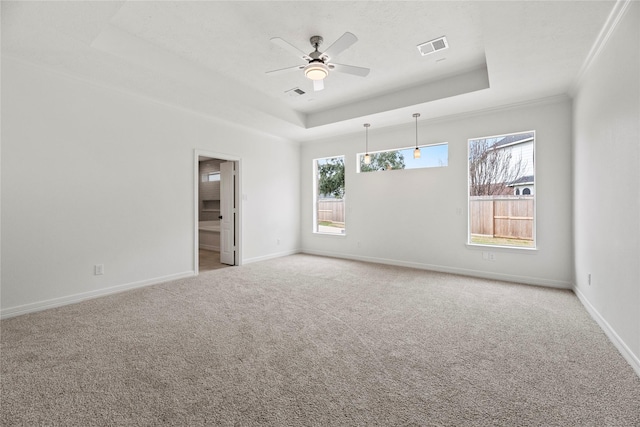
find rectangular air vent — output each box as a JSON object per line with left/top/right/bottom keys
{"left": 417, "top": 36, "right": 449, "bottom": 56}
{"left": 285, "top": 87, "right": 306, "bottom": 97}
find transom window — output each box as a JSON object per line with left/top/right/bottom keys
{"left": 202, "top": 172, "right": 220, "bottom": 182}
{"left": 357, "top": 143, "right": 448, "bottom": 173}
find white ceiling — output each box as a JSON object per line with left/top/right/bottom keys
{"left": 1, "top": 1, "right": 614, "bottom": 142}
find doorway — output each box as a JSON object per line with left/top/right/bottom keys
{"left": 195, "top": 151, "right": 241, "bottom": 274}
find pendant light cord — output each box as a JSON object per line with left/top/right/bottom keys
{"left": 413, "top": 113, "right": 420, "bottom": 148}
{"left": 364, "top": 123, "right": 370, "bottom": 153}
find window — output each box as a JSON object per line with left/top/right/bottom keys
{"left": 202, "top": 172, "right": 220, "bottom": 182}
{"left": 313, "top": 156, "right": 345, "bottom": 235}
{"left": 357, "top": 143, "right": 448, "bottom": 172}
{"left": 468, "top": 131, "right": 535, "bottom": 248}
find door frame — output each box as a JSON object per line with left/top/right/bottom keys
{"left": 194, "top": 149, "right": 242, "bottom": 274}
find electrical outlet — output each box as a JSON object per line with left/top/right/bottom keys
{"left": 276, "top": 238, "right": 280, "bottom": 245}
{"left": 482, "top": 252, "right": 496, "bottom": 261}
{"left": 94, "top": 264, "right": 104, "bottom": 275}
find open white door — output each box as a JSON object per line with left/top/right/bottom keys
{"left": 220, "top": 161, "right": 235, "bottom": 265}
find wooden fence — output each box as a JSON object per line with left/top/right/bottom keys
{"left": 470, "top": 196, "right": 534, "bottom": 240}
{"left": 317, "top": 199, "right": 345, "bottom": 223}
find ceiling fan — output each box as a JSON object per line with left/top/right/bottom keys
{"left": 266, "top": 32, "right": 370, "bottom": 92}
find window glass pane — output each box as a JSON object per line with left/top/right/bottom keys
{"left": 314, "top": 156, "right": 345, "bottom": 235}
{"left": 468, "top": 131, "right": 535, "bottom": 248}
{"left": 358, "top": 143, "right": 448, "bottom": 172}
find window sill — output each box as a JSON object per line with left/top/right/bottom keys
{"left": 466, "top": 242, "right": 538, "bottom": 253}
{"left": 313, "top": 231, "right": 347, "bottom": 237}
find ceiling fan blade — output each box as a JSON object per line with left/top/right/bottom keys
{"left": 329, "top": 63, "right": 370, "bottom": 77}
{"left": 265, "top": 64, "right": 306, "bottom": 75}
{"left": 270, "top": 37, "right": 311, "bottom": 61}
{"left": 322, "top": 32, "right": 358, "bottom": 60}
{"left": 313, "top": 79, "right": 325, "bottom": 91}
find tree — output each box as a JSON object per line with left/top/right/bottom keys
{"left": 317, "top": 157, "right": 345, "bottom": 198}
{"left": 360, "top": 151, "right": 406, "bottom": 172}
{"left": 469, "top": 138, "right": 525, "bottom": 196}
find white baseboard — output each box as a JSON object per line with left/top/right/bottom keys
{"left": 199, "top": 244, "right": 220, "bottom": 251}
{"left": 0, "top": 271, "right": 196, "bottom": 320}
{"left": 573, "top": 286, "right": 640, "bottom": 378}
{"left": 301, "top": 249, "right": 572, "bottom": 289}
{"left": 243, "top": 249, "right": 301, "bottom": 265}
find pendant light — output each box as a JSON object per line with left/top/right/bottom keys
{"left": 363, "top": 123, "right": 371, "bottom": 165}
{"left": 413, "top": 113, "right": 421, "bottom": 159}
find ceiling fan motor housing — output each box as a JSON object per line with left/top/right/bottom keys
{"left": 310, "top": 35, "right": 323, "bottom": 48}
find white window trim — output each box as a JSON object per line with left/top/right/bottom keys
{"left": 313, "top": 155, "right": 346, "bottom": 236}
{"left": 356, "top": 142, "right": 448, "bottom": 173}
{"left": 467, "top": 130, "right": 537, "bottom": 250}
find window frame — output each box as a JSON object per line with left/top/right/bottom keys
{"left": 356, "top": 142, "right": 448, "bottom": 173}
{"left": 467, "top": 130, "right": 536, "bottom": 250}
{"left": 312, "top": 155, "right": 346, "bottom": 236}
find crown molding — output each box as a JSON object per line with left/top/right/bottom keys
{"left": 570, "top": 0, "right": 632, "bottom": 96}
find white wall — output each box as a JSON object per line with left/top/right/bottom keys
{"left": 572, "top": 1, "right": 639, "bottom": 373}
{"left": 301, "top": 97, "right": 573, "bottom": 288}
{"left": 1, "top": 57, "right": 300, "bottom": 316}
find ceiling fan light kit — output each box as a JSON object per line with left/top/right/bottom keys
{"left": 304, "top": 62, "right": 329, "bottom": 80}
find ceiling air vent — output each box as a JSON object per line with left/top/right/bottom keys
{"left": 417, "top": 36, "right": 449, "bottom": 56}
{"left": 285, "top": 87, "right": 306, "bottom": 97}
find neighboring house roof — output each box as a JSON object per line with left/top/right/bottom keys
{"left": 493, "top": 132, "right": 535, "bottom": 148}
{"left": 509, "top": 175, "right": 535, "bottom": 186}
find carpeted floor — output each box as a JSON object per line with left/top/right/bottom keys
{"left": 1, "top": 254, "right": 639, "bottom": 426}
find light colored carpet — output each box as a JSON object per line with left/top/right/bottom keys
{"left": 2, "top": 254, "right": 639, "bottom": 426}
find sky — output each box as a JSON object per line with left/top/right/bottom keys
{"left": 402, "top": 143, "right": 448, "bottom": 169}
